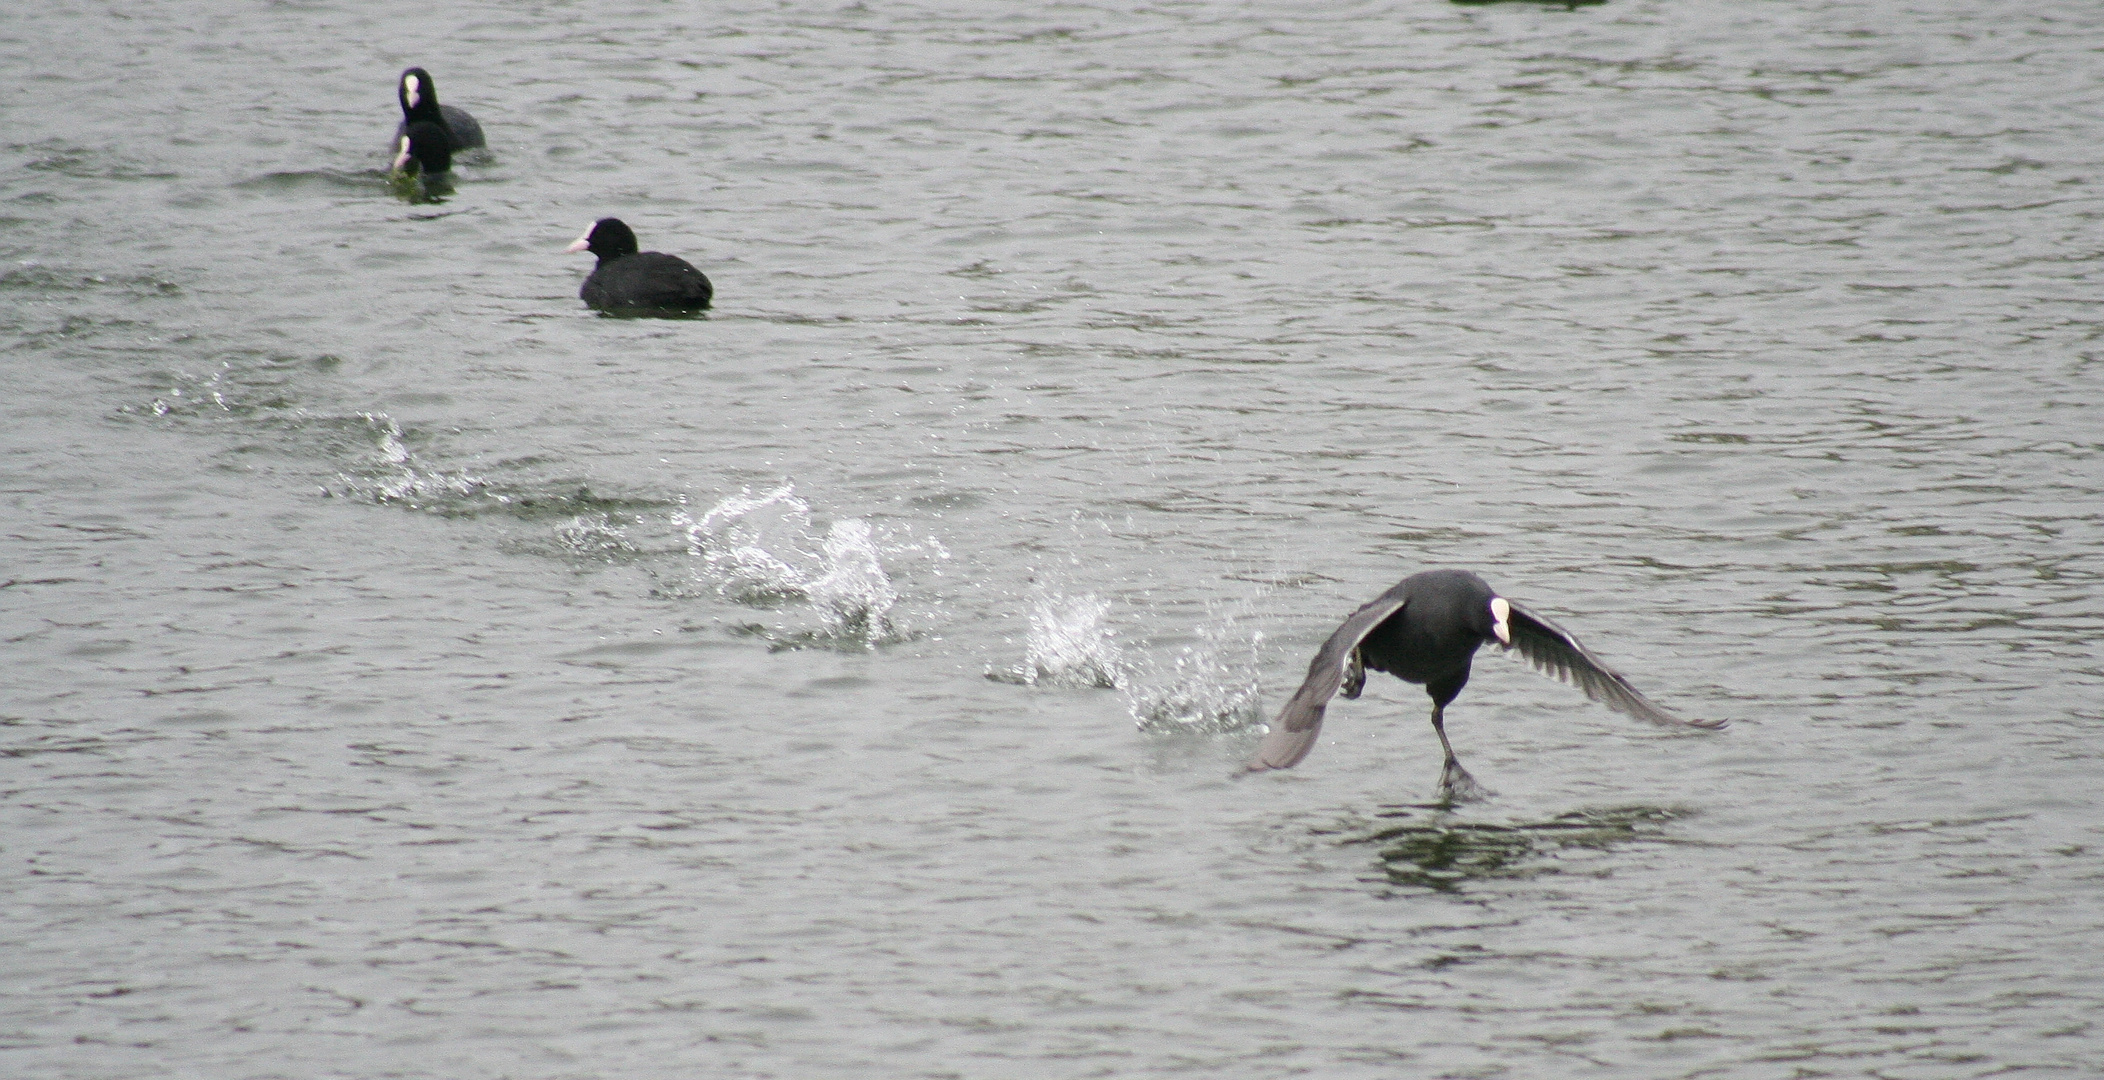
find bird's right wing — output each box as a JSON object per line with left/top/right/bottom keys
{"left": 1245, "top": 594, "right": 1410, "bottom": 771}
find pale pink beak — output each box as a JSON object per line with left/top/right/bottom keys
{"left": 565, "top": 229, "right": 592, "bottom": 254}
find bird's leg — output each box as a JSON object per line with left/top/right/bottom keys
{"left": 1429, "top": 703, "right": 1489, "bottom": 804}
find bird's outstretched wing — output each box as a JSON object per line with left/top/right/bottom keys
{"left": 1503, "top": 599, "right": 1725, "bottom": 729}
{"left": 1245, "top": 594, "right": 1410, "bottom": 771}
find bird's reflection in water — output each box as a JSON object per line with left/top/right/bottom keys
{"left": 387, "top": 168, "right": 452, "bottom": 205}
{"left": 1333, "top": 805, "right": 1692, "bottom": 893}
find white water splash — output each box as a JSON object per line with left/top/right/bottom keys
{"left": 336, "top": 413, "right": 485, "bottom": 506}
{"left": 553, "top": 513, "right": 639, "bottom": 561}
{"left": 684, "top": 483, "right": 814, "bottom": 605}
{"left": 677, "top": 484, "right": 903, "bottom": 647}
{"left": 805, "top": 518, "right": 900, "bottom": 640}
{"left": 1122, "top": 612, "right": 1267, "bottom": 735}
{"left": 989, "top": 592, "right": 1124, "bottom": 689}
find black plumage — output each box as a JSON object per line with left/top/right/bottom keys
{"left": 1246, "top": 569, "right": 1723, "bottom": 801}
{"left": 566, "top": 218, "right": 713, "bottom": 314}
{"left": 393, "top": 67, "right": 485, "bottom": 153}
{"left": 391, "top": 120, "right": 453, "bottom": 178}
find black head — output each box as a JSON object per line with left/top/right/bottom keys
{"left": 392, "top": 120, "right": 453, "bottom": 177}
{"left": 566, "top": 217, "right": 640, "bottom": 259}
{"left": 398, "top": 67, "right": 442, "bottom": 123}
{"left": 1405, "top": 568, "right": 1505, "bottom": 644}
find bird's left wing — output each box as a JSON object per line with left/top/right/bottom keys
{"left": 1503, "top": 599, "right": 1725, "bottom": 729}
{"left": 1245, "top": 593, "right": 1411, "bottom": 771}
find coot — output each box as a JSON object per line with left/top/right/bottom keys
{"left": 1245, "top": 569, "right": 1724, "bottom": 801}
{"left": 566, "top": 218, "right": 713, "bottom": 314}
{"left": 391, "top": 120, "right": 453, "bottom": 178}
{"left": 394, "top": 67, "right": 485, "bottom": 153}
{"left": 388, "top": 120, "right": 454, "bottom": 201}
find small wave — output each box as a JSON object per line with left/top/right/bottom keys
{"left": 497, "top": 512, "right": 660, "bottom": 564}
{"left": 314, "top": 415, "right": 665, "bottom": 522}
{"left": 124, "top": 360, "right": 312, "bottom": 426}
{"left": 117, "top": 354, "right": 344, "bottom": 429}
{"left": 147, "top": 379, "right": 240, "bottom": 420}
{"left": 231, "top": 169, "right": 386, "bottom": 194}
{"left": 678, "top": 484, "right": 907, "bottom": 650}
{"left": 2, "top": 263, "right": 183, "bottom": 296}
{"left": 986, "top": 592, "right": 1123, "bottom": 689}
{"left": 19, "top": 140, "right": 177, "bottom": 181}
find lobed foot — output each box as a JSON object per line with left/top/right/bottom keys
{"left": 1436, "top": 759, "right": 1493, "bottom": 805}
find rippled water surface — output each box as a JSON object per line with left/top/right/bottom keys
{"left": 5, "top": 1, "right": 2101, "bottom": 1076}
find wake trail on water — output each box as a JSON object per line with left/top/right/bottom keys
{"left": 134, "top": 350, "right": 1266, "bottom": 731}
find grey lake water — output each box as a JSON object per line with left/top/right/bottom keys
{"left": 4, "top": 1, "right": 2101, "bottom": 1077}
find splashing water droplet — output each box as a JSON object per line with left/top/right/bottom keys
{"left": 678, "top": 484, "right": 905, "bottom": 649}
{"left": 1123, "top": 613, "right": 1266, "bottom": 734}
{"left": 335, "top": 413, "right": 486, "bottom": 507}
{"left": 989, "top": 592, "right": 1123, "bottom": 688}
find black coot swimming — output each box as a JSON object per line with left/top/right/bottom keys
{"left": 1246, "top": 569, "right": 1724, "bottom": 802}
{"left": 394, "top": 67, "right": 485, "bottom": 153}
{"left": 566, "top": 218, "right": 713, "bottom": 314}
{"left": 391, "top": 120, "right": 453, "bottom": 178}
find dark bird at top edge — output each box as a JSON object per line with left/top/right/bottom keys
{"left": 566, "top": 218, "right": 713, "bottom": 315}
{"left": 1245, "top": 568, "right": 1725, "bottom": 802}
{"left": 394, "top": 66, "right": 485, "bottom": 153}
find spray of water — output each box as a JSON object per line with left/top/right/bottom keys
{"left": 334, "top": 413, "right": 487, "bottom": 507}
{"left": 804, "top": 518, "right": 900, "bottom": 640}
{"left": 553, "top": 513, "right": 641, "bottom": 561}
{"left": 982, "top": 581, "right": 1270, "bottom": 737}
{"left": 987, "top": 592, "right": 1124, "bottom": 688}
{"left": 676, "top": 484, "right": 905, "bottom": 649}
{"left": 1121, "top": 607, "right": 1268, "bottom": 735}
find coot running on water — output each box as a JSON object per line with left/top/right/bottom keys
{"left": 1245, "top": 569, "right": 1724, "bottom": 802}
{"left": 566, "top": 218, "right": 713, "bottom": 315}
{"left": 394, "top": 67, "right": 485, "bottom": 153}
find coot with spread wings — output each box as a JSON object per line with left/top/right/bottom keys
{"left": 1245, "top": 569, "right": 1724, "bottom": 801}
